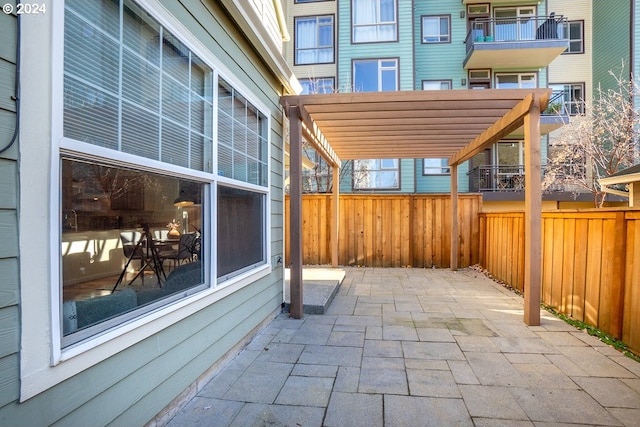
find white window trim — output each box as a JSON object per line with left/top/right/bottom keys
{"left": 352, "top": 0, "right": 398, "bottom": 43}
{"left": 564, "top": 20, "right": 584, "bottom": 54}
{"left": 20, "top": 0, "right": 273, "bottom": 401}
{"left": 494, "top": 72, "right": 537, "bottom": 89}
{"left": 353, "top": 158, "right": 400, "bottom": 190}
{"left": 423, "top": 158, "right": 451, "bottom": 175}
{"left": 294, "top": 15, "right": 334, "bottom": 65}
{"left": 421, "top": 15, "right": 450, "bottom": 43}
{"left": 422, "top": 80, "right": 452, "bottom": 90}
{"left": 353, "top": 59, "right": 398, "bottom": 92}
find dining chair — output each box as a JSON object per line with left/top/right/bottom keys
{"left": 158, "top": 232, "right": 198, "bottom": 269}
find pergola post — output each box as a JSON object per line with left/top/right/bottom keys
{"left": 523, "top": 98, "right": 542, "bottom": 326}
{"left": 331, "top": 166, "right": 340, "bottom": 267}
{"left": 450, "top": 163, "right": 459, "bottom": 271}
{"left": 288, "top": 106, "right": 303, "bottom": 319}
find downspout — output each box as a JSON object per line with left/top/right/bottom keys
{"left": 273, "top": 0, "right": 290, "bottom": 42}
{"left": 0, "top": 13, "right": 20, "bottom": 154}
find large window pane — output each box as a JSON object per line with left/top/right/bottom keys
{"left": 61, "top": 159, "right": 205, "bottom": 346}
{"left": 353, "top": 159, "right": 400, "bottom": 189}
{"left": 422, "top": 16, "right": 450, "bottom": 43}
{"left": 63, "top": 0, "right": 212, "bottom": 172}
{"left": 353, "top": 0, "right": 397, "bottom": 42}
{"left": 217, "top": 186, "right": 265, "bottom": 280}
{"left": 295, "top": 16, "right": 334, "bottom": 64}
{"left": 354, "top": 59, "right": 397, "bottom": 93}
{"left": 299, "top": 77, "right": 335, "bottom": 94}
{"left": 217, "top": 78, "right": 269, "bottom": 187}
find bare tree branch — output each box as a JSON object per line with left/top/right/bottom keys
{"left": 544, "top": 61, "right": 640, "bottom": 207}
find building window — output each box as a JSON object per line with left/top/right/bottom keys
{"left": 495, "top": 73, "right": 537, "bottom": 89}
{"left": 493, "top": 6, "right": 536, "bottom": 41}
{"left": 353, "top": 159, "right": 400, "bottom": 190}
{"left": 352, "top": 0, "right": 397, "bottom": 43}
{"left": 299, "top": 77, "right": 335, "bottom": 94}
{"left": 422, "top": 80, "right": 451, "bottom": 90}
{"left": 217, "top": 78, "right": 269, "bottom": 187}
{"left": 353, "top": 59, "right": 398, "bottom": 92}
{"left": 423, "top": 159, "right": 450, "bottom": 175}
{"left": 216, "top": 78, "right": 269, "bottom": 281}
{"left": 295, "top": 15, "right": 334, "bottom": 65}
{"left": 64, "top": 0, "right": 213, "bottom": 171}
{"left": 60, "top": 0, "right": 269, "bottom": 347}
{"left": 421, "top": 15, "right": 450, "bottom": 43}
{"left": 564, "top": 21, "right": 584, "bottom": 54}
{"left": 550, "top": 83, "right": 585, "bottom": 115}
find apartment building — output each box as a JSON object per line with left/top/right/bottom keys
{"left": 285, "top": 0, "right": 637, "bottom": 207}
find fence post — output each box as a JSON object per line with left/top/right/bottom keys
{"left": 611, "top": 212, "right": 627, "bottom": 338}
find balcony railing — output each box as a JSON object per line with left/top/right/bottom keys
{"left": 468, "top": 165, "right": 525, "bottom": 192}
{"left": 465, "top": 15, "right": 569, "bottom": 56}
{"left": 546, "top": 90, "right": 585, "bottom": 117}
{"left": 468, "top": 164, "right": 585, "bottom": 192}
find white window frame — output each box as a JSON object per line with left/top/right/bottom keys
{"left": 421, "top": 15, "right": 450, "bottom": 43}
{"left": 299, "top": 77, "right": 335, "bottom": 94}
{"left": 352, "top": 159, "right": 400, "bottom": 190}
{"left": 493, "top": 6, "right": 537, "bottom": 41}
{"left": 352, "top": 0, "right": 397, "bottom": 43}
{"left": 422, "top": 80, "right": 452, "bottom": 90}
{"left": 564, "top": 20, "right": 584, "bottom": 54}
{"left": 550, "top": 83, "right": 585, "bottom": 115}
{"left": 20, "top": 0, "right": 272, "bottom": 401}
{"left": 495, "top": 72, "right": 537, "bottom": 89}
{"left": 423, "top": 158, "right": 451, "bottom": 175}
{"left": 294, "top": 15, "right": 334, "bottom": 65}
{"left": 352, "top": 58, "right": 398, "bottom": 92}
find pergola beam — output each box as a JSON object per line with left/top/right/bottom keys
{"left": 448, "top": 94, "right": 534, "bottom": 167}
{"left": 523, "top": 97, "right": 542, "bottom": 326}
{"left": 281, "top": 89, "right": 553, "bottom": 327}
{"left": 287, "top": 105, "right": 303, "bottom": 319}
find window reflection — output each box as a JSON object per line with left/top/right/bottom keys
{"left": 61, "top": 158, "right": 205, "bottom": 343}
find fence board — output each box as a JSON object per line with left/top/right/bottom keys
{"left": 285, "top": 194, "right": 481, "bottom": 269}
{"left": 585, "top": 219, "right": 603, "bottom": 327}
{"left": 572, "top": 219, "right": 589, "bottom": 321}
{"left": 561, "top": 219, "right": 575, "bottom": 314}
{"left": 623, "top": 217, "right": 640, "bottom": 352}
{"left": 480, "top": 209, "right": 640, "bottom": 354}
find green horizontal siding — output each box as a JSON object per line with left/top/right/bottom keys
{"left": 0, "top": 355, "right": 18, "bottom": 409}
{"left": 337, "top": 0, "right": 413, "bottom": 91}
{"left": 0, "top": 307, "right": 17, "bottom": 360}
{"left": 415, "top": 160, "right": 470, "bottom": 193}
{"left": 0, "top": 2, "right": 18, "bottom": 417}
{"left": 592, "top": 0, "right": 630, "bottom": 94}
{"left": 1, "top": 0, "right": 286, "bottom": 424}
{"left": 0, "top": 61, "right": 16, "bottom": 114}
{"left": 0, "top": 10, "right": 16, "bottom": 64}
{"left": 414, "top": 0, "right": 466, "bottom": 89}
{"left": 0, "top": 259, "right": 18, "bottom": 309}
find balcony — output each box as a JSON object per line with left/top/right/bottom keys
{"left": 503, "top": 90, "right": 571, "bottom": 138}
{"left": 468, "top": 163, "right": 586, "bottom": 195}
{"left": 468, "top": 165, "right": 526, "bottom": 192}
{"left": 464, "top": 15, "right": 569, "bottom": 69}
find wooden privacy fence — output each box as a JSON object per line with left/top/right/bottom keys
{"left": 285, "top": 194, "right": 482, "bottom": 268}
{"left": 480, "top": 209, "right": 640, "bottom": 354}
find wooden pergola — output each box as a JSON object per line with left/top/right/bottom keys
{"left": 281, "top": 89, "right": 551, "bottom": 326}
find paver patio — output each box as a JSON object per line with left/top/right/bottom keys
{"left": 162, "top": 267, "right": 640, "bottom": 426}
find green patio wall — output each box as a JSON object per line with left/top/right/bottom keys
{"left": 0, "top": 0, "right": 19, "bottom": 412}
{"left": 0, "top": 0, "right": 285, "bottom": 425}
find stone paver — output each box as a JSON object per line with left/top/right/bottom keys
{"left": 163, "top": 267, "right": 640, "bottom": 427}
